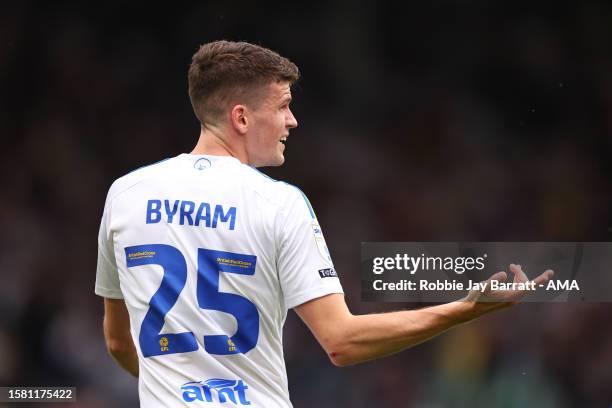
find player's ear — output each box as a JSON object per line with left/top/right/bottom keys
{"left": 230, "top": 104, "right": 248, "bottom": 135}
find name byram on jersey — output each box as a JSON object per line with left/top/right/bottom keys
{"left": 146, "top": 199, "right": 237, "bottom": 230}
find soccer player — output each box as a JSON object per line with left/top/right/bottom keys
{"left": 95, "top": 40, "right": 553, "bottom": 406}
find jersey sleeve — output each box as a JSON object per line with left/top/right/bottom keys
{"left": 276, "top": 187, "right": 343, "bottom": 309}
{"left": 95, "top": 193, "right": 123, "bottom": 299}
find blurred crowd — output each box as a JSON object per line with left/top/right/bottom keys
{"left": 1, "top": 1, "right": 611, "bottom": 406}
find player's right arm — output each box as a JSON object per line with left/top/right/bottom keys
{"left": 95, "top": 181, "right": 139, "bottom": 376}
{"left": 103, "top": 298, "right": 139, "bottom": 377}
{"left": 295, "top": 264, "right": 553, "bottom": 367}
{"left": 275, "top": 187, "right": 552, "bottom": 367}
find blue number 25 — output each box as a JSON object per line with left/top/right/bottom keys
{"left": 124, "top": 245, "right": 259, "bottom": 357}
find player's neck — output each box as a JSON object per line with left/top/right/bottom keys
{"left": 190, "top": 125, "right": 247, "bottom": 163}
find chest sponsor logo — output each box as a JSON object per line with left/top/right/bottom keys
{"left": 181, "top": 378, "right": 251, "bottom": 405}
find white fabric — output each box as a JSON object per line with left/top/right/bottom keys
{"left": 95, "top": 154, "right": 343, "bottom": 407}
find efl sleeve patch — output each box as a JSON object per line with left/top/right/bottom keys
{"left": 312, "top": 222, "right": 332, "bottom": 262}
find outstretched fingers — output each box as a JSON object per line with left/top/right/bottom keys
{"left": 532, "top": 269, "right": 554, "bottom": 286}
{"left": 470, "top": 266, "right": 554, "bottom": 304}
{"left": 509, "top": 263, "right": 554, "bottom": 287}
{"left": 509, "top": 263, "right": 529, "bottom": 283}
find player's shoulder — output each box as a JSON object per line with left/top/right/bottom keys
{"left": 106, "top": 157, "right": 176, "bottom": 203}
{"left": 240, "top": 165, "right": 296, "bottom": 199}
{"left": 240, "top": 166, "right": 316, "bottom": 219}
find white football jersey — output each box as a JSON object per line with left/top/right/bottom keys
{"left": 95, "top": 154, "right": 343, "bottom": 407}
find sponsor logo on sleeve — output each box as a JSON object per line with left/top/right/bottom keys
{"left": 318, "top": 268, "right": 338, "bottom": 278}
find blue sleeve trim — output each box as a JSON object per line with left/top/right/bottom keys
{"left": 246, "top": 165, "right": 278, "bottom": 182}
{"left": 289, "top": 184, "right": 316, "bottom": 219}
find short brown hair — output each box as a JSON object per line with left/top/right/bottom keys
{"left": 188, "top": 40, "right": 300, "bottom": 125}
